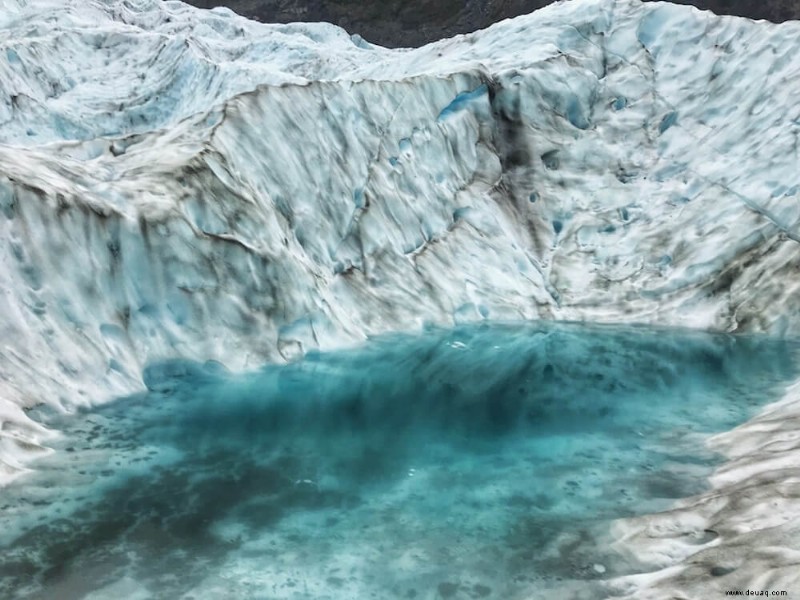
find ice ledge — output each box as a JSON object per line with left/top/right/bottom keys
{"left": 610, "top": 377, "right": 800, "bottom": 598}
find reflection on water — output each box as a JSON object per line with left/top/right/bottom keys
{"left": 2, "top": 322, "right": 799, "bottom": 599}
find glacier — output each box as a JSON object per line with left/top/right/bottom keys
{"left": 1, "top": 0, "right": 800, "bottom": 596}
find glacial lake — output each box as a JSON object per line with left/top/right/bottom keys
{"left": 2, "top": 322, "right": 799, "bottom": 599}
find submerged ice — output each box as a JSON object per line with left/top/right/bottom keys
{"left": 2, "top": 323, "right": 799, "bottom": 599}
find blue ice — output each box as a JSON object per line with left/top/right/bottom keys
{"left": 437, "top": 85, "right": 489, "bottom": 121}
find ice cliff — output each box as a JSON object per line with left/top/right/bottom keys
{"left": 1, "top": 0, "right": 800, "bottom": 517}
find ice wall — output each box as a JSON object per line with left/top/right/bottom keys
{"left": 1, "top": 0, "right": 799, "bottom": 481}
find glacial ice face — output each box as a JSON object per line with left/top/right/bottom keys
{"left": 1, "top": 0, "right": 800, "bottom": 479}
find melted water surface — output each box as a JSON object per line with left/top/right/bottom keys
{"left": 2, "top": 322, "right": 799, "bottom": 599}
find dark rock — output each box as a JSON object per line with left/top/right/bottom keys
{"left": 437, "top": 581, "right": 460, "bottom": 598}
{"left": 181, "top": 1, "right": 800, "bottom": 48}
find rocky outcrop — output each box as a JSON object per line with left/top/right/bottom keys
{"left": 184, "top": 0, "right": 800, "bottom": 47}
